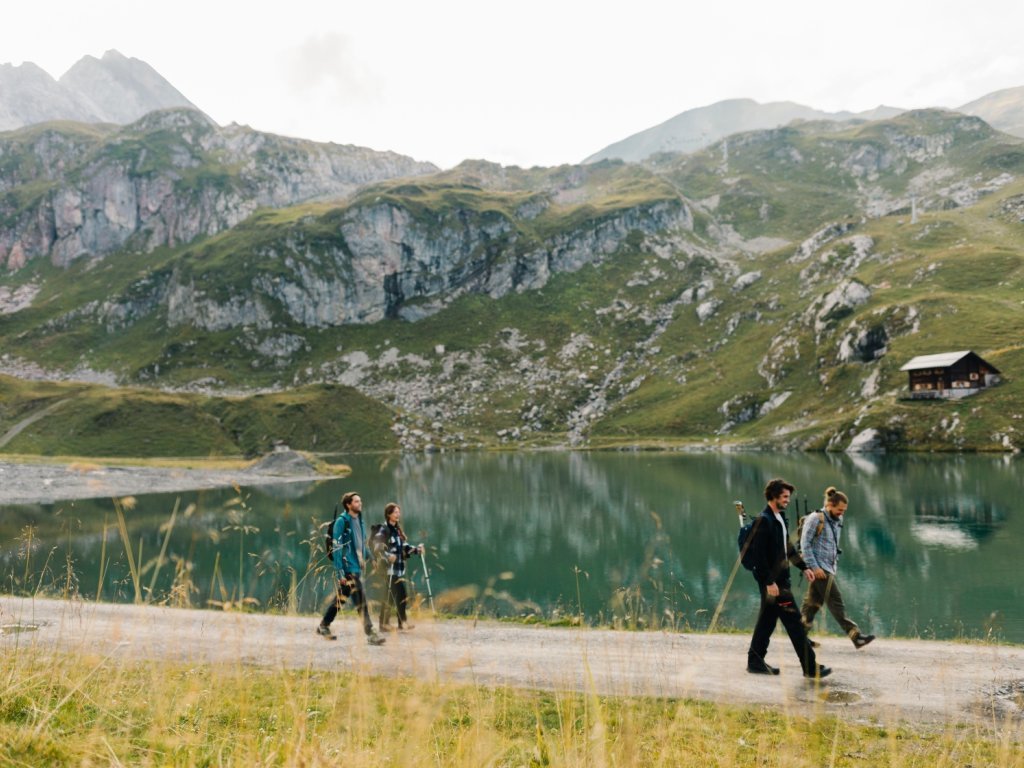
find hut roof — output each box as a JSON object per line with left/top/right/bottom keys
{"left": 900, "top": 350, "right": 1000, "bottom": 374}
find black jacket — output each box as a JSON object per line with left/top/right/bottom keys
{"left": 749, "top": 504, "right": 807, "bottom": 588}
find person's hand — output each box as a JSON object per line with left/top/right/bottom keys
{"left": 813, "top": 568, "right": 826, "bottom": 580}
{"left": 766, "top": 583, "right": 780, "bottom": 597}
{"left": 803, "top": 568, "right": 815, "bottom": 582}
{"left": 388, "top": 554, "right": 397, "bottom": 563}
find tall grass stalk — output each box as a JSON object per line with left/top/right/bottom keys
{"left": 145, "top": 497, "right": 180, "bottom": 604}
{"left": 113, "top": 496, "right": 141, "bottom": 603}
{"left": 95, "top": 511, "right": 108, "bottom": 602}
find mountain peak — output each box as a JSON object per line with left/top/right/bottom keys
{"left": 59, "top": 51, "right": 202, "bottom": 125}
{"left": 0, "top": 51, "right": 204, "bottom": 132}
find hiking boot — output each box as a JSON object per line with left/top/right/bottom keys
{"left": 804, "top": 665, "right": 832, "bottom": 679}
{"left": 807, "top": 637, "right": 821, "bottom": 648}
{"left": 316, "top": 624, "right": 337, "bottom": 640}
{"left": 853, "top": 634, "right": 875, "bottom": 649}
{"left": 379, "top": 623, "right": 397, "bottom": 633}
{"left": 746, "top": 660, "right": 780, "bottom": 675}
{"left": 398, "top": 624, "right": 414, "bottom": 631}
{"left": 367, "top": 632, "right": 386, "bottom": 646}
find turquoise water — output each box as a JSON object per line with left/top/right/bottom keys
{"left": 2, "top": 451, "right": 1021, "bottom": 642}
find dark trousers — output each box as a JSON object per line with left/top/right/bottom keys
{"left": 380, "top": 573, "right": 409, "bottom": 628}
{"left": 321, "top": 573, "right": 374, "bottom": 635}
{"left": 802, "top": 573, "right": 860, "bottom": 639}
{"left": 749, "top": 582, "right": 817, "bottom": 674}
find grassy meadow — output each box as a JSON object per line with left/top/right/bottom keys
{"left": 3, "top": 622, "right": 1023, "bottom": 766}
{"left": 0, "top": 376, "right": 397, "bottom": 457}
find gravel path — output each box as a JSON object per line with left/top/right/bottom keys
{"left": 3, "top": 595, "right": 1024, "bottom": 728}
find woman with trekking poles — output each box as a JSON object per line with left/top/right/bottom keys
{"left": 377, "top": 502, "right": 423, "bottom": 632}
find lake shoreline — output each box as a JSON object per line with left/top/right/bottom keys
{"left": 0, "top": 454, "right": 329, "bottom": 505}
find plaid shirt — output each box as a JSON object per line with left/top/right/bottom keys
{"left": 800, "top": 510, "right": 842, "bottom": 575}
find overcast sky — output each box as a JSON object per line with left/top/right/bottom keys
{"left": 4, "top": 0, "right": 1023, "bottom": 169}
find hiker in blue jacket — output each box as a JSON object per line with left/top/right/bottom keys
{"left": 318, "top": 491, "right": 386, "bottom": 646}
{"left": 800, "top": 486, "right": 875, "bottom": 649}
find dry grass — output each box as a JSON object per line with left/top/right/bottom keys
{"left": 1, "top": 642, "right": 1022, "bottom": 767}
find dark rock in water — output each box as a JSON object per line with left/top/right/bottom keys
{"left": 247, "top": 449, "right": 317, "bottom": 476}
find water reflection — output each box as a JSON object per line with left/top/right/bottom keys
{"left": 2, "top": 451, "right": 1022, "bottom": 641}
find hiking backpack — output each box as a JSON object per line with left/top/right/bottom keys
{"left": 324, "top": 505, "right": 339, "bottom": 557}
{"left": 737, "top": 515, "right": 762, "bottom": 570}
{"left": 795, "top": 510, "right": 825, "bottom": 556}
{"left": 369, "top": 523, "right": 388, "bottom": 556}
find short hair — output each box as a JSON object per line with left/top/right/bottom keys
{"left": 341, "top": 491, "right": 360, "bottom": 511}
{"left": 824, "top": 486, "right": 848, "bottom": 507}
{"left": 764, "top": 478, "right": 795, "bottom": 502}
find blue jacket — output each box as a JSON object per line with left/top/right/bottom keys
{"left": 331, "top": 512, "right": 369, "bottom": 575}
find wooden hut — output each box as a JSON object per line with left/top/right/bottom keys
{"left": 900, "top": 351, "right": 1001, "bottom": 399}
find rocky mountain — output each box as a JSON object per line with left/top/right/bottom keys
{"left": 583, "top": 98, "right": 905, "bottom": 163}
{"left": 0, "top": 61, "right": 102, "bottom": 129}
{"left": 4, "top": 109, "right": 1024, "bottom": 455}
{"left": 0, "top": 108, "right": 438, "bottom": 270}
{"left": 958, "top": 86, "right": 1024, "bottom": 139}
{"left": 58, "top": 50, "right": 199, "bottom": 125}
{"left": 0, "top": 50, "right": 198, "bottom": 131}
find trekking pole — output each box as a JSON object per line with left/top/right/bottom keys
{"left": 708, "top": 500, "right": 748, "bottom": 634}
{"left": 419, "top": 544, "right": 436, "bottom": 614}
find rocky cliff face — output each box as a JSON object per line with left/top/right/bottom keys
{"left": 108, "top": 195, "right": 693, "bottom": 332}
{"left": 0, "top": 109, "right": 438, "bottom": 270}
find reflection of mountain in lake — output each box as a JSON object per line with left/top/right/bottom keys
{"left": 911, "top": 497, "right": 1004, "bottom": 549}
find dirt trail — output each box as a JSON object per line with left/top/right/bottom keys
{"left": 0, "top": 399, "right": 71, "bottom": 449}
{"left": 3, "top": 595, "right": 1023, "bottom": 728}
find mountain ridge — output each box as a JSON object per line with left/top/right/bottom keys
{"left": 3, "top": 109, "right": 1024, "bottom": 454}
{"left": 583, "top": 98, "right": 908, "bottom": 164}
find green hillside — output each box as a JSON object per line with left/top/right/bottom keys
{"left": 0, "top": 377, "right": 397, "bottom": 457}
{"left": 2, "top": 110, "right": 1024, "bottom": 454}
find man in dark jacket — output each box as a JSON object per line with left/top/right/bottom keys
{"left": 747, "top": 478, "right": 831, "bottom": 679}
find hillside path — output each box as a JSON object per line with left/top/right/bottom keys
{"left": 0, "top": 399, "right": 71, "bottom": 449}
{"left": 3, "top": 596, "right": 1023, "bottom": 729}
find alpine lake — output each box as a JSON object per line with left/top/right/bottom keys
{"left": 3, "top": 451, "right": 1022, "bottom": 644}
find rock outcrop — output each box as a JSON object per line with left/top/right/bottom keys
{"left": 0, "top": 109, "right": 438, "bottom": 270}
{"left": 94, "top": 195, "right": 693, "bottom": 332}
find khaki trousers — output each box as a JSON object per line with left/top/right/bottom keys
{"left": 801, "top": 572, "right": 861, "bottom": 640}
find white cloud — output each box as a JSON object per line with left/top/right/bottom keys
{"left": 285, "top": 32, "right": 377, "bottom": 103}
